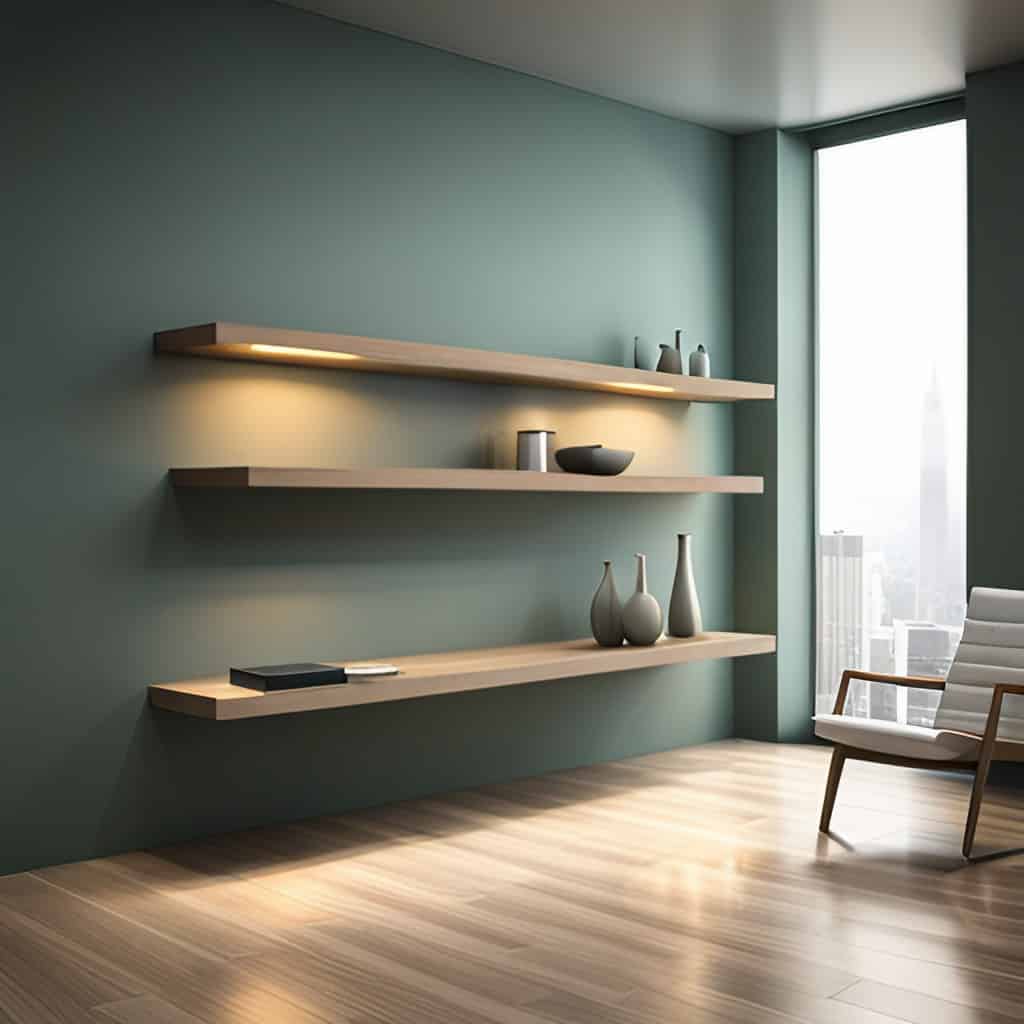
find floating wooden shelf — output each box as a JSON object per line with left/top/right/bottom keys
{"left": 169, "top": 466, "right": 764, "bottom": 495}
{"left": 149, "top": 632, "right": 776, "bottom": 720}
{"left": 155, "top": 322, "right": 775, "bottom": 403}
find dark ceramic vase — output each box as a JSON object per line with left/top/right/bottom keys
{"left": 590, "top": 561, "right": 624, "bottom": 647}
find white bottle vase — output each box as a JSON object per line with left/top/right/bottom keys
{"left": 622, "top": 554, "right": 663, "bottom": 646}
{"left": 689, "top": 344, "right": 710, "bottom": 377}
{"left": 688, "top": 346, "right": 712, "bottom": 378}
{"left": 668, "top": 533, "right": 703, "bottom": 637}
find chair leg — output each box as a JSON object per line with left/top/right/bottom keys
{"left": 963, "top": 759, "right": 993, "bottom": 860}
{"left": 819, "top": 747, "right": 847, "bottom": 833}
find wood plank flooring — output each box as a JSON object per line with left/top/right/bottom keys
{"left": 3, "top": 740, "right": 1024, "bottom": 1023}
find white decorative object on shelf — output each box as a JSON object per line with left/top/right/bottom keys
{"left": 689, "top": 344, "right": 711, "bottom": 377}
{"left": 622, "top": 553, "right": 663, "bottom": 646}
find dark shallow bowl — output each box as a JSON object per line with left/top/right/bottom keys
{"left": 555, "top": 445, "right": 635, "bottom": 476}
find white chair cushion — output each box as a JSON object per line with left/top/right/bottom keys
{"left": 814, "top": 714, "right": 980, "bottom": 762}
{"left": 933, "top": 587, "right": 1024, "bottom": 742}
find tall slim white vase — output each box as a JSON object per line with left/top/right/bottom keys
{"left": 668, "top": 533, "right": 703, "bottom": 638}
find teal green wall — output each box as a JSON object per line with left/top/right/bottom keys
{"left": 966, "top": 63, "right": 1024, "bottom": 594}
{"left": 775, "top": 132, "right": 815, "bottom": 741}
{"left": 1, "top": 2, "right": 739, "bottom": 874}
{"left": 733, "top": 132, "right": 781, "bottom": 741}
{"left": 732, "top": 130, "right": 815, "bottom": 742}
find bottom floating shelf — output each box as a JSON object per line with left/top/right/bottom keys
{"left": 149, "top": 632, "right": 776, "bottom": 720}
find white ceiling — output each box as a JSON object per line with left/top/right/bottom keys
{"left": 284, "top": 0, "right": 1024, "bottom": 132}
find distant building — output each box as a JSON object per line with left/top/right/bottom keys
{"left": 893, "top": 619, "right": 959, "bottom": 726}
{"left": 817, "top": 532, "right": 867, "bottom": 712}
{"left": 865, "top": 552, "right": 888, "bottom": 631}
{"left": 869, "top": 626, "right": 894, "bottom": 675}
{"left": 917, "top": 368, "right": 962, "bottom": 624}
{"left": 894, "top": 619, "right": 955, "bottom": 677}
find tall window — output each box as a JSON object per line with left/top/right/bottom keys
{"left": 816, "top": 120, "right": 967, "bottom": 724}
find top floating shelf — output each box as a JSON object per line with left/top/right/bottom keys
{"left": 155, "top": 323, "right": 775, "bottom": 403}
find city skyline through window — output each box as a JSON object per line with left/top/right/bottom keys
{"left": 816, "top": 120, "right": 967, "bottom": 724}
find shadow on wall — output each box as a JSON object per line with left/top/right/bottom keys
{"left": 3, "top": 330, "right": 737, "bottom": 874}
{"left": 147, "top": 347, "right": 711, "bottom": 475}
{"left": 78, "top": 660, "right": 730, "bottom": 864}
{"left": 158, "top": 484, "right": 697, "bottom": 568}
{"left": 138, "top": 476, "right": 719, "bottom": 666}
{"left": 17, "top": 458, "right": 736, "bottom": 868}
{"left": 110, "top": 747, "right": 725, "bottom": 882}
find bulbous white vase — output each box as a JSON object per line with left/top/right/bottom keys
{"left": 622, "top": 553, "right": 662, "bottom": 646}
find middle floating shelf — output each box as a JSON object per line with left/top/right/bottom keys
{"left": 169, "top": 467, "right": 764, "bottom": 495}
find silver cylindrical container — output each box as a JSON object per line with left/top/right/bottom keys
{"left": 517, "top": 429, "right": 555, "bottom": 471}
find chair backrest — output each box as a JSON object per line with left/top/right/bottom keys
{"left": 934, "top": 587, "right": 1024, "bottom": 742}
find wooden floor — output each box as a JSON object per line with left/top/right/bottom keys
{"left": 4, "top": 741, "right": 1024, "bottom": 1024}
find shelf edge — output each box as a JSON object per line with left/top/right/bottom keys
{"left": 168, "top": 467, "right": 765, "bottom": 495}
{"left": 149, "top": 633, "right": 777, "bottom": 721}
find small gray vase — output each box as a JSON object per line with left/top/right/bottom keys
{"left": 688, "top": 344, "right": 710, "bottom": 378}
{"left": 633, "top": 335, "right": 651, "bottom": 371}
{"left": 668, "top": 533, "right": 703, "bottom": 638}
{"left": 590, "top": 561, "right": 624, "bottom": 647}
{"left": 656, "top": 329, "right": 683, "bottom": 374}
{"left": 622, "top": 554, "right": 663, "bottom": 646}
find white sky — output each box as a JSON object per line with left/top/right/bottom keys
{"left": 817, "top": 121, "right": 967, "bottom": 546}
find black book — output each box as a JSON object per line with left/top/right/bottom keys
{"left": 229, "top": 662, "right": 347, "bottom": 691}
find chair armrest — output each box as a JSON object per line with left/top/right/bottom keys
{"left": 831, "top": 669, "right": 946, "bottom": 715}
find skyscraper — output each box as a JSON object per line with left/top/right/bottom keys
{"left": 817, "top": 532, "right": 866, "bottom": 713}
{"left": 917, "top": 367, "right": 953, "bottom": 622}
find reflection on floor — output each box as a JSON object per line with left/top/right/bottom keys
{"left": 2, "top": 740, "right": 1024, "bottom": 1023}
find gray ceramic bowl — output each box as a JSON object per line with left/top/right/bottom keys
{"left": 555, "top": 445, "right": 635, "bottom": 476}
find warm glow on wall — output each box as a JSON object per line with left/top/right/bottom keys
{"left": 249, "top": 344, "right": 360, "bottom": 361}
{"left": 607, "top": 381, "right": 676, "bottom": 394}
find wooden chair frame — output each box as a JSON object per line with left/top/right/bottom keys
{"left": 819, "top": 668, "right": 1024, "bottom": 860}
